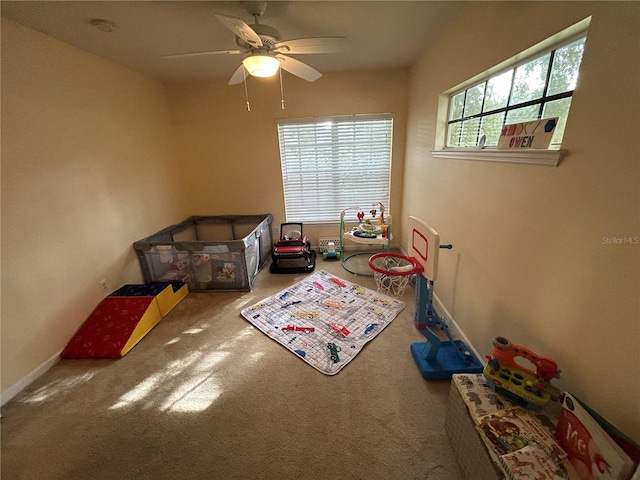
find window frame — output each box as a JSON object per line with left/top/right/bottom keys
{"left": 276, "top": 113, "right": 394, "bottom": 224}
{"left": 432, "top": 17, "right": 591, "bottom": 166}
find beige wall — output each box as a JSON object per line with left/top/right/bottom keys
{"left": 1, "top": 18, "right": 409, "bottom": 401}
{"left": 1, "top": 18, "right": 191, "bottom": 396}
{"left": 164, "top": 68, "right": 409, "bottom": 243}
{"left": 404, "top": 2, "right": 639, "bottom": 441}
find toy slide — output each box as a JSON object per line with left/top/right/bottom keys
{"left": 61, "top": 282, "right": 188, "bottom": 359}
{"left": 108, "top": 282, "right": 188, "bottom": 317}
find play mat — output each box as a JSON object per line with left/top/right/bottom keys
{"left": 240, "top": 270, "right": 406, "bottom": 375}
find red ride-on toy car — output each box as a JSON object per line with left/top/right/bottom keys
{"left": 270, "top": 223, "right": 316, "bottom": 274}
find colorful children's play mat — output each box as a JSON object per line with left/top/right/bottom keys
{"left": 240, "top": 270, "right": 406, "bottom": 375}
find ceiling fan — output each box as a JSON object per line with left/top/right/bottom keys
{"left": 162, "top": 1, "right": 346, "bottom": 85}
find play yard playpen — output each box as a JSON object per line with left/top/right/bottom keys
{"left": 134, "top": 215, "right": 273, "bottom": 292}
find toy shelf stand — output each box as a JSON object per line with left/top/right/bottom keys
{"left": 446, "top": 373, "right": 567, "bottom": 480}
{"left": 339, "top": 204, "right": 392, "bottom": 276}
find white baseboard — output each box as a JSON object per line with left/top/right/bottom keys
{"left": 0, "top": 288, "right": 477, "bottom": 412}
{"left": 397, "top": 245, "right": 483, "bottom": 362}
{"left": 1, "top": 351, "right": 62, "bottom": 408}
{"left": 432, "top": 293, "right": 484, "bottom": 363}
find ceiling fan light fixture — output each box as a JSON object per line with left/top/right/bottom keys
{"left": 242, "top": 54, "right": 280, "bottom": 77}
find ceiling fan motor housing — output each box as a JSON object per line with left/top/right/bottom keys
{"left": 165, "top": 3, "right": 341, "bottom": 84}
{"left": 236, "top": 23, "right": 281, "bottom": 49}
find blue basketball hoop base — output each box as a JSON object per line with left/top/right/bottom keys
{"left": 411, "top": 273, "right": 483, "bottom": 380}
{"left": 410, "top": 340, "right": 483, "bottom": 381}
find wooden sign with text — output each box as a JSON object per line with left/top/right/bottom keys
{"left": 498, "top": 117, "right": 558, "bottom": 149}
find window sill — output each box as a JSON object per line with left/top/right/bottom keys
{"left": 431, "top": 148, "right": 567, "bottom": 166}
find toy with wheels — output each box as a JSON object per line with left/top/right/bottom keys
{"left": 322, "top": 241, "right": 341, "bottom": 260}
{"left": 483, "top": 336, "right": 561, "bottom": 409}
{"left": 369, "top": 216, "right": 483, "bottom": 380}
{"left": 270, "top": 222, "right": 316, "bottom": 274}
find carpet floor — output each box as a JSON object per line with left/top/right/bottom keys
{"left": 1, "top": 255, "right": 464, "bottom": 480}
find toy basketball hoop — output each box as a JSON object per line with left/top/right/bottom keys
{"left": 369, "top": 253, "right": 424, "bottom": 296}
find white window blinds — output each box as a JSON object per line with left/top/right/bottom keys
{"left": 277, "top": 114, "right": 393, "bottom": 223}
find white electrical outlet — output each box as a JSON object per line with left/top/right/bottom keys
{"left": 99, "top": 279, "right": 108, "bottom": 293}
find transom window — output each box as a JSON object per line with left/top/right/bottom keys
{"left": 447, "top": 35, "right": 586, "bottom": 149}
{"left": 277, "top": 114, "right": 393, "bottom": 223}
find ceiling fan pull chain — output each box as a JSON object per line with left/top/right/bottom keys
{"left": 242, "top": 66, "right": 251, "bottom": 112}
{"left": 279, "top": 68, "right": 285, "bottom": 110}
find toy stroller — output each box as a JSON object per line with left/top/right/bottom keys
{"left": 270, "top": 223, "right": 316, "bottom": 274}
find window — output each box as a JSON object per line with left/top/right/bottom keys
{"left": 446, "top": 35, "right": 586, "bottom": 149}
{"left": 277, "top": 114, "right": 393, "bottom": 223}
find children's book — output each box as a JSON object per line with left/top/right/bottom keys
{"left": 554, "top": 392, "right": 636, "bottom": 480}
{"left": 500, "top": 444, "right": 568, "bottom": 480}
{"left": 477, "top": 406, "right": 567, "bottom": 459}
{"left": 575, "top": 395, "right": 640, "bottom": 467}
{"left": 452, "top": 374, "right": 512, "bottom": 421}
{"left": 476, "top": 407, "right": 570, "bottom": 479}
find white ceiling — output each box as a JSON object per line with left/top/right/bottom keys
{"left": 1, "top": 0, "right": 467, "bottom": 83}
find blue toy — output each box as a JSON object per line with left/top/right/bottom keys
{"left": 369, "top": 216, "right": 483, "bottom": 380}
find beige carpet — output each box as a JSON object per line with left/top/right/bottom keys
{"left": 1, "top": 256, "right": 464, "bottom": 480}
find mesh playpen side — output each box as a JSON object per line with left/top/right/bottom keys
{"left": 134, "top": 215, "right": 273, "bottom": 292}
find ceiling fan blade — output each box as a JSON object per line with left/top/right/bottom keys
{"left": 276, "top": 55, "right": 322, "bottom": 82}
{"left": 214, "top": 14, "right": 262, "bottom": 48}
{"left": 161, "top": 49, "right": 244, "bottom": 59}
{"left": 274, "top": 37, "right": 347, "bottom": 55}
{"left": 228, "top": 64, "right": 246, "bottom": 85}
